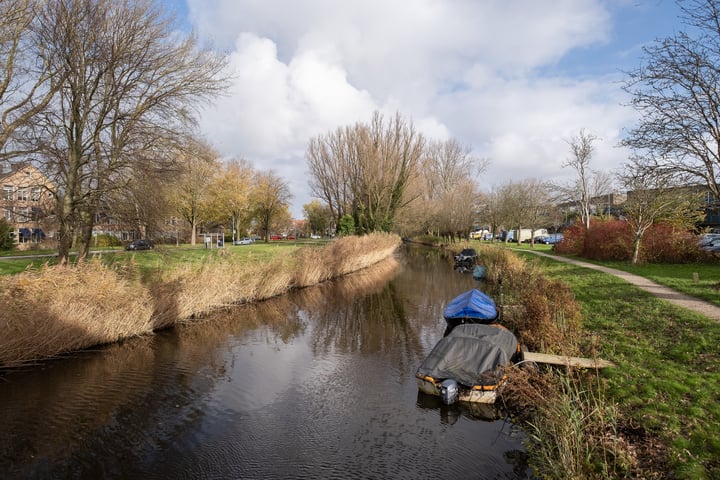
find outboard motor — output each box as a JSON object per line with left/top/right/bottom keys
{"left": 439, "top": 379, "right": 459, "bottom": 405}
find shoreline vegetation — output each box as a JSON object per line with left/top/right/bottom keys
{"left": 0, "top": 232, "right": 402, "bottom": 368}
{"left": 443, "top": 240, "right": 719, "bottom": 479}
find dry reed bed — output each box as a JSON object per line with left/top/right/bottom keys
{"left": 0, "top": 233, "right": 402, "bottom": 367}
{"left": 452, "top": 242, "right": 583, "bottom": 354}
{"left": 449, "top": 242, "right": 636, "bottom": 477}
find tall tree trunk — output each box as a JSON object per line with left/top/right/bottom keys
{"left": 56, "top": 204, "right": 73, "bottom": 265}
{"left": 79, "top": 219, "right": 93, "bottom": 261}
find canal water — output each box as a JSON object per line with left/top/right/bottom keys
{"left": 0, "top": 246, "right": 531, "bottom": 479}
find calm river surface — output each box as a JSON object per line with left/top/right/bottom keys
{"left": 0, "top": 246, "right": 531, "bottom": 479}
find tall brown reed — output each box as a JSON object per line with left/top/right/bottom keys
{"left": 453, "top": 243, "right": 583, "bottom": 354}
{"left": 0, "top": 233, "right": 402, "bottom": 367}
{"left": 0, "top": 261, "right": 155, "bottom": 366}
{"left": 503, "top": 366, "right": 634, "bottom": 479}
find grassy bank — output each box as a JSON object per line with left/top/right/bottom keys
{"left": 446, "top": 241, "right": 719, "bottom": 478}
{"left": 521, "top": 253, "right": 720, "bottom": 479}
{"left": 0, "top": 233, "right": 401, "bottom": 367}
{"left": 579, "top": 260, "right": 720, "bottom": 306}
{"left": 0, "top": 238, "right": 332, "bottom": 276}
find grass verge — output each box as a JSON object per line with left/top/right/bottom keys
{"left": 579, "top": 260, "right": 720, "bottom": 307}
{"left": 517, "top": 251, "right": 720, "bottom": 479}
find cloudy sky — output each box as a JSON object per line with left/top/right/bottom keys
{"left": 164, "top": 0, "right": 684, "bottom": 217}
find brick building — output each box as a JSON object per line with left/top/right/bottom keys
{"left": 0, "top": 163, "right": 55, "bottom": 246}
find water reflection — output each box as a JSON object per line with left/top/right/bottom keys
{"left": 0, "top": 247, "right": 530, "bottom": 479}
{"left": 415, "top": 391, "right": 504, "bottom": 423}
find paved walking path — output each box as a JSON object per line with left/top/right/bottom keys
{"left": 525, "top": 250, "right": 720, "bottom": 321}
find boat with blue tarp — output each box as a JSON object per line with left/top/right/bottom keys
{"left": 443, "top": 288, "right": 498, "bottom": 328}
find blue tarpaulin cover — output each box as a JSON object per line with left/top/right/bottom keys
{"left": 443, "top": 289, "right": 498, "bottom": 323}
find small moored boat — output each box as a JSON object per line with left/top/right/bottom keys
{"left": 416, "top": 323, "right": 522, "bottom": 404}
{"left": 453, "top": 248, "right": 477, "bottom": 267}
{"left": 472, "top": 265, "right": 487, "bottom": 280}
{"left": 443, "top": 288, "right": 498, "bottom": 327}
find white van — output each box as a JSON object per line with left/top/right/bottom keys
{"left": 504, "top": 228, "right": 548, "bottom": 242}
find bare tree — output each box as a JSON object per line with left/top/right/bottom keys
{"left": 555, "top": 129, "right": 612, "bottom": 230}
{"left": 306, "top": 125, "right": 354, "bottom": 228}
{"left": 475, "top": 188, "right": 501, "bottom": 241}
{"left": 355, "top": 112, "right": 425, "bottom": 233}
{"left": 0, "top": 0, "right": 63, "bottom": 161}
{"left": 423, "top": 138, "right": 488, "bottom": 195}
{"left": 493, "top": 181, "right": 521, "bottom": 242}
{"left": 418, "top": 138, "right": 488, "bottom": 237}
{"left": 433, "top": 178, "right": 478, "bottom": 239}
{"left": 520, "top": 178, "right": 552, "bottom": 245}
{"left": 618, "top": 163, "right": 705, "bottom": 264}
{"left": 493, "top": 179, "right": 549, "bottom": 244}
{"left": 307, "top": 111, "right": 425, "bottom": 234}
{"left": 251, "top": 170, "right": 292, "bottom": 242}
{"left": 34, "top": 0, "right": 227, "bottom": 262}
{"left": 622, "top": 0, "right": 720, "bottom": 201}
{"left": 106, "top": 164, "right": 179, "bottom": 240}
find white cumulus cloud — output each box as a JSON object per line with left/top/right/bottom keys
{"left": 183, "top": 0, "right": 679, "bottom": 216}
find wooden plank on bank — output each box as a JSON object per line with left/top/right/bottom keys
{"left": 523, "top": 351, "right": 616, "bottom": 369}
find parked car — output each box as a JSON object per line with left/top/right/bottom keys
{"left": 469, "top": 229, "right": 490, "bottom": 240}
{"left": 526, "top": 235, "right": 548, "bottom": 244}
{"left": 233, "top": 237, "right": 253, "bottom": 245}
{"left": 270, "top": 235, "right": 282, "bottom": 240}
{"left": 698, "top": 233, "right": 720, "bottom": 247}
{"left": 700, "top": 238, "right": 720, "bottom": 253}
{"left": 126, "top": 239, "right": 153, "bottom": 251}
{"left": 541, "top": 233, "right": 564, "bottom": 245}
{"left": 310, "top": 234, "right": 321, "bottom": 239}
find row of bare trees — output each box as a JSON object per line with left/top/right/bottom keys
{"left": 306, "top": 111, "right": 488, "bottom": 237}
{"left": 304, "top": 110, "right": 705, "bottom": 250}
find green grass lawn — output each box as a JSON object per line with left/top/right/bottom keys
{"left": 587, "top": 261, "right": 720, "bottom": 307}
{"left": 506, "top": 242, "right": 720, "bottom": 306}
{"left": 519, "top": 252, "right": 720, "bottom": 478}
{"left": 0, "top": 240, "right": 324, "bottom": 277}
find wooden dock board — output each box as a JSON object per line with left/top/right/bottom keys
{"left": 523, "top": 352, "right": 615, "bottom": 369}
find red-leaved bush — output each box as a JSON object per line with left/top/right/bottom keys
{"left": 583, "top": 219, "right": 633, "bottom": 261}
{"left": 552, "top": 221, "right": 585, "bottom": 256}
{"left": 640, "top": 224, "right": 706, "bottom": 263}
{"left": 553, "top": 218, "right": 711, "bottom": 263}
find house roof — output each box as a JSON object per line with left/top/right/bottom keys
{"left": 0, "top": 163, "right": 54, "bottom": 189}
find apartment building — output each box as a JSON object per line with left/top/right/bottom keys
{"left": 0, "top": 163, "right": 55, "bottom": 245}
